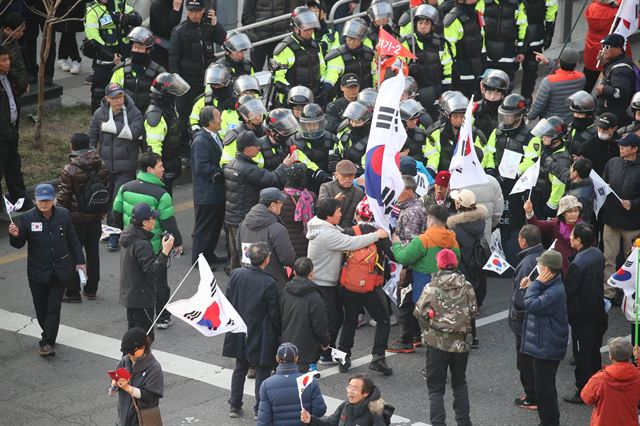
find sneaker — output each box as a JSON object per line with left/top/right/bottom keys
{"left": 368, "top": 318, "right": 377, "bottom": 327}
{"left": 62, "top": 294, "right": 82, "bottom": 303}
{"left": 247, "top": 366, "right": 256, "bottom": 379}
{"left": 357, "top": 313, "right": 368, "bottom": 329}
{"left": 156, "top": 318, "right": 173, "bottom": 329}
{"left": 308, "top": 363, "right": 318, "bottom": 372}
{"left": 84, "top": 73, "right": 93, "bottom": 85}
{"left": 38, "top": 344, "right": 55, "bottom": 357}
{"left": 83, "top": 288, "right": 96, "bottom": 300}
{"left": 318, "top": 355, "right": 338, "bottom": 366}
{"left": 390, "top": 315, "right": 398, "bottom": 326}
{"left": 369, "top": 356, "right": 393, "bottom": 376}
{"left": 339, "top": 357, "right": 351, "bottom": 373}
{"left": 386, "top": 340, "right": 415, "bottom": 353}
{"left": 70, "top": 60, "right": 81, "bottom": 75}
{"left": 107, "top": 234, "right": 119, "bottom": 252}
{"left": 514, "top": 395, "right": 538, "bottom": 410}
{"left": 471, "top": 338, "right": 479, "bottom": 349}
{"left": 228, "top": 406, "right": 241, "bottom": 418}
{"left": 563, "top": 392, "right": 584, "bottom": 404}
{"left": 57, "top": 59, "right": 71, "bottom": 71}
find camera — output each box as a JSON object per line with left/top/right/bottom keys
{"left": 161, "top": 231, "right": 173, "bottom": 241}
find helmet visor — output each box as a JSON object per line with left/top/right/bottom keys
{"left": 294, "top": 11, "right": 321, "bottom": 30}
{"left": 497, "top": 110, "right": 520, "bottom": 130}
{"left": 272, "top": 113, "right": 300, "bottom": 136}
{"left": 165, "top": 74, "right": 190, "bottom": 96}
{"left": 342, "top": 19, "right": 368, "bottom": 39}
{"left": 205, "top": 66, "right": 231, "bottom": 86}
{"left": 239, "top": 98, "right": 267, "bottom": 121}
{"left": 368, "top": 2, "right": 393, "bottom": 21}
{"left": 530, "top": 118, "right": 556, "bottom": 137}
{"left": 225, "top": 32, "right": 252, "bottom": 52}
{"left": 300, "top": 116, "right": 325, "bottom": 139}
{"left": 343, "top": 102, "right": 371, "bottom": 122}
{"left": 234, "top": 75, "right": 261, "bottom": 96}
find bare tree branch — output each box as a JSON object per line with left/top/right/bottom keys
{"left": 23, "top": 2, "right": 48, "bottom": 19}
{"left": 56, "top": 0, "right": 85, "bottom": 20}
{"left": 0, "top": 0, "right": 15, "bottom": 17}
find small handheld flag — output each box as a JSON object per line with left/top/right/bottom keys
{"left": 510, "top": 159, "right": 540, "bottom": 196}
{"left": 296, "top": 371, "right": 321, "bottom": 409}
{"left": 482, "top": 251, "right": 512, "bottom": 275}
{"left": 3, "top": 196, "right": 24, "bottom": 223}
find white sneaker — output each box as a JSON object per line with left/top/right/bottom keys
{"left": 368, "top": 318, "right": 377, "bottom": 327}
{"left": 57, "top": 59, "right": 71, "bottom": 72}
{"left": 69, "top": 60, "right": 81, "bottom": 75}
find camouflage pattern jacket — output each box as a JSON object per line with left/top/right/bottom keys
{"left": 396, "top": 196, "right": 428, "bottom": 243}
{"left": 414, "top": 269, "right": 477, "bottom": 353}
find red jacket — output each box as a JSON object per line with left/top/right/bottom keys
{"left": 581, "top": 362, "right": 640, "bottom": 426}
{"left": 585, "top": 0, "right": 633, "bottom": 70}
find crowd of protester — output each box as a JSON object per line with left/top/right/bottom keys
{"left": 4, "top": 0, "right": 640, "bottom": 424}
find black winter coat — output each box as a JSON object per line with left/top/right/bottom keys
{"left": 309, "top": 386, "right": 389, "bottom": 426}
{"left": 446, "top": 205, "right": 488, "bottom": 284}
{"left": 242, "top": 0, "right": 296, "bottom": 42}
{"left": 0, "top": 72, "right": 20, "bottom": 145}
{"left": 280, "top": 190, "right": 317, "bottom": 258}
{"left": 223, "top": 266, "right": 281, "bottom": 367}
{"left": 509, "top": 244, "right": 544, "bottom": 337}
{"left": 115, "top": 353, "right": 164, "bottom": 426}
{"left": 565, "top": 247, "right": 606, "bottom": 325}
{"left": 566, "top": 178, "right": 595, "bottom": 223}
{"left": 280, "top": 276, "right": 330, "bottom": 364}
{"left": 118, "top": 225, "right": 169, "bottom": 308}
{"left": 190, "top": 129, "right": 224, "bottom": 205}
{"left": 598, "top": 54, "right": 636, "bottom": 125}
{"left": 602, "top": 156, "right": 640, "bottom": 230}
{"left": 168, "top": 18, "right": 227, "bottom": 81}
{"left": 224, "top": 152, "right": 286, "bottom": 226}
{"left": 10, "top": 206, "right": 85, "bottom": 284}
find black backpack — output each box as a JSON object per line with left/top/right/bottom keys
{"left": 77, "top": 170, "right": 110, "bottom": 213}
{"left": 464, "top": 238, "right": 490, "bottom": 281}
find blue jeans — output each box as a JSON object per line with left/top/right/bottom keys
{"left": 412, "top": 271, "right": 431, "bottom": 304}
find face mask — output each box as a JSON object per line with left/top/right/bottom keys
{"left": 598, "top": 130, "right": 613, "bottom": 140}
{"left": 483, "top": 99, "right": 501, "bottom": 113}
{"left": 572, "top": 116, "right": 592, "bottom": 130}
{"left": 130, "top": 51, "right": 150, "bottom": 66}
{"left": 536, "top": 264, "right": 544, "bottom": 276}
{"left": 351, "top": 124, "right": 369, "bottom": 138}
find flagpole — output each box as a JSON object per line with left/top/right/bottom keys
{"left": 635, "top": 239, "right": 640, "bottom": 352}
{"left": 410, "top": 7, "right": 416, "bottom": 57}
{"left": 527, "top": 239, "right": 558, "bottom": 278}
{"left": 146, "top": 258, "right": 199, "bottom": 335}
{"left": 551, "top": 0, "right": 591, "bottom": 73}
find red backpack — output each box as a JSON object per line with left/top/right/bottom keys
{"left": 339, "top": 226, "right": 384, "bottom": 293}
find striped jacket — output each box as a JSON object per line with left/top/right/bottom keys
{"left": 528, "top": 68, "right": 586, "bottom": 123}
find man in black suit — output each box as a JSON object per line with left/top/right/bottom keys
{"left": 190, "top": 105, "right": 226, "bottom": 266}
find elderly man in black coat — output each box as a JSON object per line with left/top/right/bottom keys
{"left": 223, "top": 242, "right": 281, "bottom": 419}
{"left": 190, "top": 106, "right": 226, "bottom": 266}
{"left": 563, "top": 223, "right": 608, "bottom": 404}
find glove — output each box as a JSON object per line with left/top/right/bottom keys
{"left": 543, "top": 22, "right": 555, "bottom": 50}
{"left": 274, "top": 81, "right": 291, "bottom": 95}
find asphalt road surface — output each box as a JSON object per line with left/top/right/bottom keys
{"left": 0, "top": 182, "right": 631, "bottom": 426}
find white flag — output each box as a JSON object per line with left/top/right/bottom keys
{"left": 498, "top": 150, "right": 523, "bottom": 180}
{"left": 490, "top": 228, "right": 505, "bottom": 257}
{"left": 100, "top": 224, "right": 122, "bottom": 240}
{"left": 482, "top": 251, "right": 512, "bottom": 275}
{"left": 383, "top": 261, "right": 402, "bottom": 304}
{"left": 3, "top": 196, "right": 24, "bottom": 214}
{"left": 364, "top": 60, "right": 407, "bottom": 232}
{"left": 296, "top": 371, "right": 321, "bottom": 408}
{"left": 612, "top": 0, "right": 639, "bottom": 48}
{"left": 510, "top": 158, "right": 540, "bottom": 195}
{"left": 166, "top": 254, "right": 247, "bottom": 336}
{"left": 608, "top": 248, "right": 639, "bottom": 296}
{"left": 449, "top": 95, "right": 488, "bottom": 189}
{"left": 330, "top": 347, "right": 347, "bottom": 365}
{"left": 589, "top": 169, "right": 613, "bottom": 216}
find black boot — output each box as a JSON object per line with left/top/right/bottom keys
{"left": 369, "top": 355, "right": 393, "bottom": 376}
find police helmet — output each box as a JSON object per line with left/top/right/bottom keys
{"left": 342, "top": 17, "right": 368, "bottom": 40}
{"left": 287, "top": 85, "right": 314, "bottom": 106}
{"left": 367, "top": 1, "right": 393, "bottom": 22}
{"left": 300, "top": 103, "right": 325, "bottom": 139}
{"left": 343, "top": 101, "right": 373, "bottom": 123}
{"left": 238, "top": 96, "right": 267, "bottom": 121}
{"left": 151, "top": 73, "right": 190, "bottom": 96}
{"left": 127, "top": 27, "right": 154, "bottom": 48}
{"left": 400, "top": 99, "right": 426, "bottom": 121}
{"left": 233, "top": 75, "right": 261, "bottom": 96}
{"left": 531, "top": 116, "right": 566, "bottom": 140}
{"left": 632, "top": 91, "right": 640, "bottom": 111}
{"left": 224, "top": 31, "right": 252, "bottom": 53}
{"left": 481, "top": 69, "right": 510, "bottom": 92}
{"left": 204, "top": 63, "right": 232, "bottom": 87}
{"left": 292, "top": 6, "right": 321, "bottom": 31}
{"left": 442, "top": 93, "right": 469, "bottom": 116}
{"left": 357, "top": 88, "right": 378, "bottom": 111}
{"left": 568, "top": 90, "right": 596, "bottom": 114}
{"left": 438, "top": 90, "right": 463, "bottom": 113}
{"left": 404, "top": 76, "right": 418, "bottom": 99}
{"left": 498, "top": 94, "right": 526, "bottom": 130}
{"left": 268, "top": 108, "right": 300, "bottom": 137}
{"left": 414, "top": 4, "right": 439, "bottom": 24}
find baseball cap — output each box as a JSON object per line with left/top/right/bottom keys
{"left": 399, "top": 156, "right": 417, "bottom": 176}
{"left": 450, "top": 189, "right": 476, "bottom": 208}
{"left": 436, "top": 248, "right": 458, "bottom": 270}
{"left": 617, "top": 133, "right": 640, "bottom": 147}
{"left": 434, "top": 170, "right": 450, "bottom": 187}
{"left": 277, "top": 342, "right": 299, "bottom": 363}
{"left": 608, "top": 337, "right": 633, "bottom": 362}
{"left": 34, "top": 183, "right": 55, "bottom": 201}
{"left": 595, "top": 113, "right": 618, "bottom": 129}
{"left": 335, "top": 159, "right": 357, "bottom": 175}
{"left": 260, "top": 187, "right": 287, "bottom": 204}
{"left": 236, "top": 131, "right": 261, "bottom": 151}
{"left": 601, "top": 33, "right": 625, "bottom": 49}
{"left": 120, "top": 327, "right": 148, "bottom": 354}
{"left": 341, "top": 73, "right": 360, "bottom": 87}
{"left": 132, "top": 203, "right": 160, "bottom": 221}
{"left": 105, "top": 82, "right": 125, "bottom": 98}
{"left": 185, "top": 0, "right": 204, "bottom": 10}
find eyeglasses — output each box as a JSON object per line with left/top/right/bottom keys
{"left": 346, "top": 385, "right": 362, "bottom": 392}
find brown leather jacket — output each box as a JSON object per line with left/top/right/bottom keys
{"left": 56, "top": 149, "right": 110, "bottom": 223}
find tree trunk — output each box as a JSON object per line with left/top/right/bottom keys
{"left": 32, "top": 20, "right": 54, "bottom": 150}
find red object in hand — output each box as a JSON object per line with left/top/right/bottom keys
{"left": 289, "top": 145, "right": 297, "bottom": 155}
{"left": 108, "top": 367, "right": 132, "bottom": 382}
{"left": 428, "top": 309, "right": 435, "bottom": 319}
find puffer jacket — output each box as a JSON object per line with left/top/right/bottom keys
{"left": 237, "top": 203, "right": 296, "bottom": 287}
{"left": 224, "top": 152, "right": 286, "bottom": 226}
{"left": 528, "top": 68, "right": 586, "bottom": 123}
{"left": 447, "top": 205, "right": 488, "bottom": 282}
{"left": 56, "top": 149, "right": 110, "bottom": 223}
{"left": 242, "top": 0, "right": 293, "bottom": 42}
{"left": 257, "top": 362, "right": 327, "bottom": 426}
{"left": 521, "top": 273, "right": 569, "bottom": 361}
{"left": 318, "top": 180, "right": 364, "bottom": 229}
{"left": 566, "top": 178, "right": 595, "bottom": 223}
{"left": 508, "top": 243, "right": 544, "bottom": 337}
{"left": 87, "top": 94, "right": 144, "bottom": 174}
{"left": 280, "top": 189, "right": 317, "bottom": 258}
{"left": 309, "top": 386, "right": 390, "bottom": 426}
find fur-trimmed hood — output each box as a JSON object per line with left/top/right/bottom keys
{"left": 446, "top": 204, "right": 488, "bottom": 228}
{"left": 366, "top": 387, "right": 385, "bottom": 416}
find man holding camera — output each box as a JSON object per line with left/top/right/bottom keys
{"left": 113, "top": 151, "right": 183, "bottom": 330}
{"left": 119, "top": 203, "right": 175, "bottom": 344}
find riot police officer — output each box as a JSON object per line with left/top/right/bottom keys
{"left": 400, "top": 99, "right": 430, "bottom": 164}
{"left": 189, "top": 63, "right": 235, "bottom": 137}
{"left": 618, "top": 91, "right": 640, "bottom": 136}
{"left": 260, "top": 108, "right": 301, "bottom": 171}
{"left": 287, "top": 85, "right": 315, "bottom": 120}
{"left": 424, "top": 92, "right": 486, "bottom": 174}
{"left": 83, "top": 0, "right": 142, "bottom": 112}
{"left": 402, "top": 5, "right": 452, "bottom": 117}
{"left": 144, "top": 73, "right": 190, "bottom": 193}
{"left": 398, "top": 0, "right": 444, "bottom": 36}
{"left": 288, "top": 103, "right": 335, "bottom": 192}
{"left": 216, "top": 31, "right": 255, "bottom": 78}
{"left": 110, "top": 27, "right": 166, "bottom": 114}
{"left": 307, "top": 0, "right": 340, "bottom": 57}
{"left": 273, "top": 7, "right": 326, "bottom": 102}
{"left": 565, "top": 90, "right": 597, "bottom": 158}
{"left": 363, "top": 1, "right": 398, "bottom": 49}
{"left": 443, "top": 0, "right": 485, "bottom": 98}
{"left": 221, "top": 96, "right": 268, "bottom": 167}
{"left": 324, "top": 18, "right": 375, "bottom": 92}
{"left": 326, "top": 73, "right": 361, "bottom": 134}
{"left": 483, "top": 0, "right": 528, "bottom": 86}
{"left": 334, "top": 101, "right": 373, "bottom": 174}
{"left": 474, "top": 69, "right": 510, "bottom": 138}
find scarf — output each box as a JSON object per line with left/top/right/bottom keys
{"left": 284, "top": 187, "right": 314, "bottom": 225}
{"left": 558, "top": 219, "right": 579, "bottom": 243}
